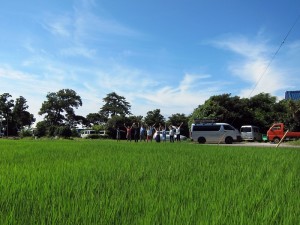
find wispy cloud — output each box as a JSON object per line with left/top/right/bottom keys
{"left": 42, "top": 14, "right": 72, "bottom": 38}
{"left": 212, "top": 34, "right": 298, "bottom": 98}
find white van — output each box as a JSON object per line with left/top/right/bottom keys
{"left": 81, "top": 129, "right": 97, "bottom": 138}
{"left": 240, "top": 125, "right": 262, "bottom": 141}
{"left": 190, "top": 123, "right": 241, "bottom": 144}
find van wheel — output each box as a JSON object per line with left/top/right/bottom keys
{"left": 225, "top": 137, "right": 233, "bottom": 144}
{"left": 198, "top": 137, "right": 206, "bottom": 144}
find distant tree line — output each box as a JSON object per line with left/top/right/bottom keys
{"left": 1, "top": 90, "right": 299, "bottom": 138}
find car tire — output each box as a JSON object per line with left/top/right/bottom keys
{"left": 273, "top": 137, "right": 281, "bottom": 144}
{"left": 198, "top": 137, "right": 206, "bottom": 144}
{"left": 225, "top": 136, "right": 233, "bottom": 144}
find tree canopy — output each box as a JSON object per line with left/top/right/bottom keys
{"left": 99, "top": 92, "right": 131, "bottom": 118}
{"left": 39, "top": 89, "right": 82, "bottom": 126}
{"left": 144, "top": 109, "right": 165, "bottom": 126}
{"left": 0, "top": 93, "right": 35, "bottom": 136}
{"left": 189, "top": 93, "right": 300, "bottom": 133}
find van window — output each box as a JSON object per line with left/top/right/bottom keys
{"left": 224, "top": 125, "right": 235, "bottom": 130}
{"left": 192, "top": 125, "right": 221, "bottom": 131}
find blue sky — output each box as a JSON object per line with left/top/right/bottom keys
{"left": 0, "top": 0, "right": 300, "bottom": 122}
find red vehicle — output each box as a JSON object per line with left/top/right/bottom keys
{"left": 267, "top": 123, "right": 300, "bottom": 143}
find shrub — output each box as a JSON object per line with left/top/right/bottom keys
{"left": 57, "top": 126, "right": 72, "bottom": 138}
{"left": 19, "top": 129, "right": 33, "bottom": 138}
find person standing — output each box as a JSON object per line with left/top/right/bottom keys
{"left": 133, "top": 122, "right": 140, "bottom": 143}
{"left": 140, "top": 124, "right": 146, "bottom": 142}
{"left": 146, "top": 123, "right": 155, "bottom": 142}
{"left": 161, "top": 124, "right": 167, "bottom": 143}
{"left": 124, "top": 123, "right": 133, "bottom": 142}
{"left": 116, "top": 127, "right": 121, "bottom": 141}
{"left": 175, "top": 122, "right": 184, "bottom": 142}
{"left": 169, "top": 125, "right": 175, "bottom": 143}
{"left": 154, "top": 124, "right": 161, "bottom": 143}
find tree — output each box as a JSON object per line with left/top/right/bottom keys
{"left": 189, "top": 94, "right": 248, "bottom": 128}
{"left": 167, "top": 113, "right": 189, "bottom": 137}
{"left": 189, "top": 93, "right": 284, "bottom": 131}
{"left": 144, "top": 109, "right": 165, "bottom": 126}
{"left": 106, "top": 115, "right": 127, "bottom": 139}
{"left": 39, "top": 89, "right": 82, "bottom": 126}
{"left": 13, "top": 96, "right": 35, "bottom": 131}
{"left": 99, "top": 92, "right": 131, "bottom": 118}
{"left": 35, "top": 121, "right": 47, "bottom": 137}
{"left": 248, "top": 93, "right": 278, "bottom": 132}
{"left": 86, "top": 112, "right": 108, "bottom": 126}
{"left": 0, "top": 93, "right": 14, "bottom": 136}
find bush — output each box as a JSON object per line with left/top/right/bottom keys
{"left": 35, "top": 121, "right": 47, "bottom": 137}
{"left": 56, "top": 126, "right": 72, "bottom": 138}
{"left": 19, "top": 129, "right": 33, "bottom": 138}
{"left": 71, "top": 128, "right": 80, "bottom": 137}
{"left": 86, "top": 134, "right": 101, "bottom": 139}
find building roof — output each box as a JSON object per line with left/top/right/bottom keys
{"left": 285, "top": 91, "right": 300, "bottom": 100}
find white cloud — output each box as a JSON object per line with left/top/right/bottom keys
{"left": 212, "top": 34, "right": 298, "bottom": 98}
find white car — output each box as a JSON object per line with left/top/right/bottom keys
{"left": 153, "top": 131, "right": 187, "bottom": 141}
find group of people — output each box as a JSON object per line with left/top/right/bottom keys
{"left": 116, "top": 122, "right": 184, "bottom": 143}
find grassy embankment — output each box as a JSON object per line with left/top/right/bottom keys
{"left": 0, "top": 139, "right": 299, "bottom": 224}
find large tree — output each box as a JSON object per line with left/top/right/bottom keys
{"left": 0, "top": 94, "right": 35, "bottom": 136}
{"left": 99, "top": 92, "right": 131, "bottom": 118}
{"left": 189, "top": 93, "right": 248, "bottom": 128}
{"left": 189, "top": 93, "right": 283, "bottom": 132}
{"left": 0, "top": 93, "right": 14, "bottom": 136}
{"left": 39, "top": 89, "right": 82, "bottom": 126}
{"left": 144, "top": 109, "right": 165, "bottom": 126}
{"left": 13, "top": 96, "right": 35, "bottom": 131}
{"left": 86, "top": 112, "right": 108, "bottom": 126}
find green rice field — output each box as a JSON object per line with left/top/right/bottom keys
{"left": 0, "top": 139, "right": 299, "bottom": 224}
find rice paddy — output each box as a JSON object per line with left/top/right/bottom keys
{"left": 0, "top": 139, "right": 299, "bottom": 224}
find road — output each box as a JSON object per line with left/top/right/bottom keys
{"left": 222, "top": 142, "right": 300, "bottom": 148}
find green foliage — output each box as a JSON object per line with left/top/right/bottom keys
{"left": 47, "top": 125, "right": 58, "bottom": 137}
{"left": 99, "top": 92, "right": 131, "bottom": 117}
{"left": 92, "top": 124, "right": 106, "bottom": 132}
{"left": 56, "top": 126, "right": 72, "bottom": 138}
{"left": 13, "top": 96, "right": 35, "bottom": 130}
{"left": 189, "top": 93, "right": 300, "bottom": 133}
{"left": 85, "top": 134, "right": 102, "bottom": 139}
{"left": 105, "top": 115, "right": 126, "bottom": 139}
{"left": 0, "top": 140, "right": 299, "bottom": 224}
{"left": 39, "top": 89, "right": 82, "bottom": 126}
{"left": 71, "top": 128, "right": 80, "bottom": 137}
{"left": 35, "top": 121, "right": 47, "bottom": 137}
{"left": 86, "top": 113, "right": 108, "bottom": 125}
{"left": 0, "top": 93, "right": 35, "bottom": 136}
{"left": 19, "top": 128, "right": 33, "bottom": 138}
{"left": 144, "top": 109, "right": 165, "bottom": 126}
{"left": 167, "top": 113, "right": 189, "bottom": 137}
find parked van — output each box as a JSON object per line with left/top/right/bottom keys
{"left": 81, "top": 129, "right": 97, "bottom": 138}
{"left": 240, "top": 125, "right": 262, "bottom": 141}
{"left": 190, "top": 122, "right": 241, "bottom": 144}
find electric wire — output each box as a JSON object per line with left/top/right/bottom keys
{"left": 248, "top": 14, "right": 300, "bottom": 98}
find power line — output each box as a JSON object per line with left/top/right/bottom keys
{"left": 248, "top": 14, "right": 300, "bottom": 98}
